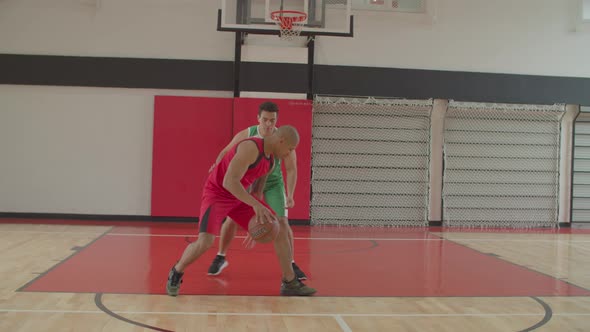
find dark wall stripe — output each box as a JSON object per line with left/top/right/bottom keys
{"left": 240, "top": 61, "right": 308, "bottom": 93}
{"left": 0, "top": 54, "right": 233, "bottom": 90}
{"left": 314, "top": 65, "right": 590, "bottom": 106}
{"left": 1, "top": 53, "right": 589, "bottom": 105}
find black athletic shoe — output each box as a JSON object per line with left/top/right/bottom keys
{"left": 166, "top": 266, "right": 184, "bottom": 297}
{"left": 207, "top": 255, "right": 229, "bottom": 276}
{"left": 280, "top": 277, "right": 317, "bottom": 296}
{"left": 292, "top": 262, "right": 307, "bottom": 280}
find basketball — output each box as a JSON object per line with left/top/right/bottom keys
{"left": 248, "top": 218, "right": 279, "bottom": 243}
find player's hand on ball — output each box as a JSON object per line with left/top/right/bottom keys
{"left": 253, "top": 203, "right": 276, "bottom": 224}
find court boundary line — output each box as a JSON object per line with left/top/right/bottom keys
{"left": 5, "top": 229, "right": 590, "bottom": 244}
{"left": 4, "top": 308, "right": 589, "bottom": 317}
{"left": 431, "top": 233, "right": 590, "bottom": 294}
{"left": 334, "top": 315, "right": 353, "bottom": 332}
{"left": 3, "top": 304, "right": 588, "bottom": 332}
{"left": 565, "top": 242, "right": 590, "bottom": 250}
{"left": 14, "top": 289, "right": 590, "bottom": 298}
{"left": 14, "top": 227, "right": 113, "bottom": 292}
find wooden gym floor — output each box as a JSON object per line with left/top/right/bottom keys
{"left": 1, "top": 218, "right": 590, "bottom": 331}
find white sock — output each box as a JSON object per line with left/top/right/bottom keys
{"left": 217, "top": 253, "right": 226, "bottom": 257}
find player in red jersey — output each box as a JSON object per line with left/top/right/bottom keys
{"left": 166, "top": 125, "right": 316, "bottom": 296}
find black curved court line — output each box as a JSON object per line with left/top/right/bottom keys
{"left": 94, "top": 293, "right": 174, "bottom": 332}
{"left": 518, "top": 297, "right": 552, "bottom": 332}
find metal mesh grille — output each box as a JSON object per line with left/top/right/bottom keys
{"left": 571, "top": 111, "right": 590, "bottom": 222}
{"left": 311, "top": 96, "right": 432, "bottom": 226}
{"left": 443, "top": 101, "right": 566, "bottom": 228}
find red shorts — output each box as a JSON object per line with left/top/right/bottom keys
{"left": 198, "top": 192, "right": 275, "bottom": 235}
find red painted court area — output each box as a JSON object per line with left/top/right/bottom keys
{"left": 21, "top": 224, "right": 590, "bottom": 297}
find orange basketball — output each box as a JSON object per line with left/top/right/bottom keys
{"left": 248, "top": 218, "right": 279, "bottom": 243}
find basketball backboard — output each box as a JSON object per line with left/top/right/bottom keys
{"left": 218, "top": 0, "right": 353, "bottom": 37}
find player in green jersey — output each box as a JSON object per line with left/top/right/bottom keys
{"left": 207, "top": 101, "right": 307, "bottom": 280}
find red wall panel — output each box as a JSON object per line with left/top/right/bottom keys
{"left": 151, "top": 96, "right": 233, "bottom": 217}
{"left": 233, "top": 98, "right": 313, "bottom": 220}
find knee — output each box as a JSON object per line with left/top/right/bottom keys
{"left": 227, "top": 220, "right": 238, "bottom": 231}
{"left": 197, "top": 232, "right": 215, "bottom": 249}
{"left": 278, "top": 216, "right": 289, "bottom": 228}
{"left": 275, "top": 218, "right": 289, "bottom": 237}
{"left": 222, "top": 218, "right": 238, "bottom": 234}
{"left": 278, "top": 217, "right": 292, "bottom": 232}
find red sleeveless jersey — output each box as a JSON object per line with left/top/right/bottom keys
{"left": 204, "top": 137, "right": 274, "bottom": 198}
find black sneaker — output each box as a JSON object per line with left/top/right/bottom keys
{"left": 207, "top": 255, "right": 229, "bottom": 276}
{"left": 292, "top": 262, "right": 307, "bottom": 280}
{"left": 280, "top": 277, "right": 317, "bottom": 296}
{"left": 166, "top": 266, "right": 183, "bottom": 297}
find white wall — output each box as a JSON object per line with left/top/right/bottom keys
{"left": 0, "top": 85, "right": 231, "bottom": 215}
{"left": 317, "top": 0, "right": 590, "bottom": 76}
{"left": 1, "top": 0, "right": 589, "bottom": 76}
{"left": 0, "top": 0, "right": 234, "bottom": 60}
{"left": 0, "top": 0, "right": 589, "bottom": 215}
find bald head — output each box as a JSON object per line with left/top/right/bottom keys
{"left": 277, "top": 125, "right": 300, "bottom": 146}
{"left": 268, "top": 125, "right": 299, "bottom": 159}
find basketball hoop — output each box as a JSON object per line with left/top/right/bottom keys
{"left": 270, "top": 10, "right": 308, "bottom": 41}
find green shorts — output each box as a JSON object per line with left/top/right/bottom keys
{"left": 264, "top": 182, "right": 287, "bottom": 218}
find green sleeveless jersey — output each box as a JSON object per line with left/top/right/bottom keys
{"left": 248, "top": 125, "right": 284, "bottom": 187}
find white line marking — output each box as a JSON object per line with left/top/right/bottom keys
{"left": 334, "top": 315, "right": 353, "bottom": 332}
{"left": 449, "top": 239, "right": 590, "bottom": 244}
{"left": 3, "top": 230, "right": 590, "bottom": 243}
{"left": 0, "top": 309, "right": 103, "bottom": 314}
{"left": 0, "top": 231, "right": 106, "bottom": 235}
{"left": 565, "top": 242, "right": 590, "bottom": 250}
{"left": 105, "top": 234, "right": 590, "bottom": 243}
{"left": 1, "top": 308, "right": 588, "bottom": 317}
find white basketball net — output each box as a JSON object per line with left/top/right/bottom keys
{"left": 271, "top": 11, "right": 307, "bottom": 41}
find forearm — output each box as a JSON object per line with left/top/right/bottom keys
{"left": 286, "top": 171, "right": 297, "bottom": 198}
{"left": 284, "top": 151, "right": 297, "bottom": 199}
